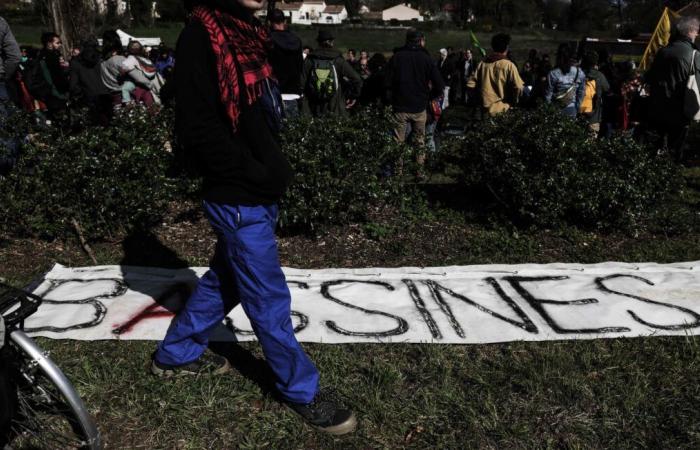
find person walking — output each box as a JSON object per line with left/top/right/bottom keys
{"left": 385, "top": 30, "right": 444, "bottom": 171}
{"left": 151, "top": 0, "right": 356, "bottom": 436}
{"left": 301, "top": 30, "right": 362, "bottom": 117}
{"left": 467, "top": 33, "right": 524, "bottom": 117}
{"left": 646, "top": 15, "right": 700, "bottom": 162}
{"left": 267, "top": 8, "right": 303, "bottom": 117}
{"left": 545, "top": 43, "right": 586, "bottom": 118}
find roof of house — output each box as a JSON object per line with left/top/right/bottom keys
{"left": 323, "top": 5, "right": 345, "bottom": 14}
{"left": 383, "top": 4, "right": 421, "bottom": 13}
{"left": 278, "top": 2, "right": 303, "bottom": 10}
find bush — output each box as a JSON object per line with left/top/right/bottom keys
{"left": 279, "top": 108, "right": 416, "bottom": 229}
{"left": 0, "top": 106, "right": 175, "bottom": 240}
{"left": 449, "top": 106, "right": 680, "bottom": 230}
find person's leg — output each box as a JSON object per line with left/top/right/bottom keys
{"left": 393, "top": 111, "right": 408, "bottom": 143}
{"left": 155, "top": 239, "right": 232, "bottom": 367}
{"left": 411, "top": 111, "right": 427, "bottom": 167}
{"left": 425, "top": 121, "right": 436, "bottom": 153}
{"left": 220, "top": 203, "right": 319, "bottom": 404}
{"left": 667, "top": 122, "right": 689, "bottom": 164}
{"left": 122, "top": 81, "right": 135, "bottom": 103}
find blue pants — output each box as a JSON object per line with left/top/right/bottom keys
{"left": 155, "top": 202, "right": 319, "bottom": 404}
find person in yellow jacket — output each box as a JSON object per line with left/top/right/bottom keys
{"left": 467, "top": 33, "right": 524, "bottom": 117}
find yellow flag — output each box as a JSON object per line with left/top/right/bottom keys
{"left": 640, "top": 7, "right": 680, "bottom": 71}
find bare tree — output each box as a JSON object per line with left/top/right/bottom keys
{"left": 43, "top": 0, "right": 96, "bottom": 57}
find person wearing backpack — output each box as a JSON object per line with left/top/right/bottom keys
{"left": 579, "top": 50, "right": 610, "bottom": 137}
{"left": 646, "top": 16, "right": 700, "bottom": 163}
{"left": 301, "top": 30, "right": 362, "bottom": 117}
{"left": 545, "top": 43, "right": 586, "bottom": 118}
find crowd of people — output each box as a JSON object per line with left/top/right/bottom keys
{"left": 3, "top": 29, "right": 175, "bottom": 126}
{"left": 2, "top": 13, "right": 698, "bottom": 165}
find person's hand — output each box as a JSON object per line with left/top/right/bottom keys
{"left": 345, "top": 99, "right": 356, "bottom": 109}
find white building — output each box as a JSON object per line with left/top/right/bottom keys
{"left": 321, "top": 5, "right": 348, "bottom": 24}
{"left": 270, "top": 1, "right": 347, "bottom": 25}
{"left": 382, "top": 3, "right": 424, "bottom": 22}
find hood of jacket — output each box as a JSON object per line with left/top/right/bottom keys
{"left": 310, "top": 47, "right": 342, "bottom": 60}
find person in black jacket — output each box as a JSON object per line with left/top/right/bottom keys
{"left": 69, "top": 39, "right": 111, "bottom": 125}
{"left": 151, "top": 0, "right": 356, "bottom": 436}
{"left": 385, "top": 30, "right": 445, "bottom": 169}
{"left": 36, "top": 32, "right": 68, "bottom": 119}
{"left": 646, "top": 15, "right": 700, "bottom": 162}
{"left": 267, "top": 8, "right": 303, "bottom": 117}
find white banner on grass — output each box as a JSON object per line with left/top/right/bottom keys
{"left": 23, "top": 262, "right": 700, "bottom": 344}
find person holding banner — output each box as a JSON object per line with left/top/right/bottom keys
{"left": 646, "top": 15, "right": 700, "bottom": 162}
{"left": 151, "top": 0, "right": 357, "bottom": 435}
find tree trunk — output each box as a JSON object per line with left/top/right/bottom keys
{"left": 45, "top": 0, "right": 96, "bottom": 58}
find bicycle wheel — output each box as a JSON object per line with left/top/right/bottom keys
{"left": 7, "top": 331, "right": 101, "bottom": 450}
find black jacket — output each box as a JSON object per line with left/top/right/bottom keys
{"left": 175, "top": 19, "right": 292, "bottom": 206}
{"left": 385, "top": 44, "right": 445, "bottom": 114}
{"left": 269, "top": 29, "right": 303, "bottom": 95}
{"left": 647, "top": 37, "right": 700, "bottom": 125}
{"left": 69, "top": 54, "right": 109, "bottom": 101}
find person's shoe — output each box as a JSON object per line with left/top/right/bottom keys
{"left": 287, "top": 388, "right": 357, "bottom": 435}
{"left": 150, "top": 352, "right": 231, "bottom": 378}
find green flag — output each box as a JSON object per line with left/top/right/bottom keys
{"left": 470, "top": 30, "right": 486, "bottom": 57}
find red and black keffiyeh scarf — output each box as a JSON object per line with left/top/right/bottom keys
{"left": 192, "top": 5, "right": 272, "bottom": 131}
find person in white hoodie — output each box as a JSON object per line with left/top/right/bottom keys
{"left": 120, "top": 40, "right": 162, "bottom": 105}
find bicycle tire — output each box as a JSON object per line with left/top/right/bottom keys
{"left": 8, "top": 330, "right": 101, "bottom": 450}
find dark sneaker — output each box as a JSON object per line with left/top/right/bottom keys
{"left": 150, "top": 352, "right": 231, "bottom": 378}
{"left": 288, "top": 389, "right": 357, "bottom": 435}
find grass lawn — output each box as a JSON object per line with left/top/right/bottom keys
{"left": 2, "top": 157, "right": 700, "bottom": 448}
{"left": 10, "top": 22, "right": 577, "bottom": 59}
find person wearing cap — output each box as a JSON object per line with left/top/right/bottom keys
{"left": 267, "top": 8, "right": 303, "bottom": 117}
{"left": 301, "top": 29, "right": 362, "bottom": 117}
{"left": 384, "top": 30, "right": 445, "bottom": 170}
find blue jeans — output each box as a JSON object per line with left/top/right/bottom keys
{"left": 155, "top": 202, "right": 319, "bottom": 403}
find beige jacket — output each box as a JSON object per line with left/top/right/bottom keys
{"left": 467, "top": 57, "right": 524, "bottom": 116}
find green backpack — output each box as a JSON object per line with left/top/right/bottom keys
{"left": 308, "top": 57, "right": 338, "bottom": 101}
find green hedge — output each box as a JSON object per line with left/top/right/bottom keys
{"left": 0, "top": 107, "right": 175, "bottom": 240}
{"left": 279, "top": 108, "right": 414, "bottom": 229}
{"left": 0, "top": 106, "right": 417, "bottom": 240}
{"left": 447, "top": 106, "right": 680, "bottom": 230}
